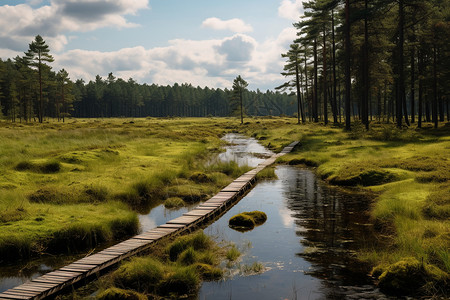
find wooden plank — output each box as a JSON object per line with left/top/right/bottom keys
{"left": 10, "top": 285, "right": 50, "bottom": 292}
{"left": 199, "top": 202, "right": 222, "bottom": 206}
{"left": 0, "top": 293, "right": 31, "bottom": 299}
{"left": 46, "top": 270, "right": 83, "bottom": 277}
{"left": 167, "top": 215, "right": 200, "bottom": 224}
{"left": 183, "top": 210, "right": 210, "bottom": 217}
{"left": 153, "top": 226, "right": 179, "bottom": 232}
{"left": 2, "top": 291, "right": 37, "bottom": 297}
{"left": 158, "top": 223, "right": 185, "bottom": 229}
{"left": 2, "top": 290, "right": 36, "bottom": 296}
{"left": 17, "top": 282, "right": 57, "bottom": 288}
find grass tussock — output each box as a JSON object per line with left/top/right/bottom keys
{"left": 164, "top": 197, "right": 185, "bottom": 209}
{"left": 15, "top": 160, "right": 61, "bottom": 173}
{"left": 255, "top": 167, "right": 277, "bottom": 180}
{"left": 373, "top": 257, "right": 449, "bottom": 296}
{"left": 108, "top": 230, "right": 230, "bottom": 298}
{"left": 97, "top": 287, "right": 147, "bottom": 300}
{"left": 229, "top": 211, "right": 267, "bottom": 231}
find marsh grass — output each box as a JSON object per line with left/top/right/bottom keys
{"left": 1, "top": 117, "right": 448, "bottom": 295}
{"left": 108, "top": 230, "right": 226, "bottom": 298}
{"left": 255, "top": 166, "right": 277, "bottom": 180}
{"left": 0, "top": 118, "right": 246, "bottom": 260}
{"left": 267, "top": 121, "right": 449, "bottom": 295}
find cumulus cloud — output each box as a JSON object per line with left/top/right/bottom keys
{"left": 50, "top": 27, "right": 293, "bottom": 90}
{"left": 0, "top": 0, "right": 148, "bottom": 53}
{"left": 278, "top": 0, "right": 304, "bottom": 21}
{"left": 217, "top": 34, "right": 256, "bottom": 62}
{"left": 202, "top": 17, "right": 253, "bottom": 33}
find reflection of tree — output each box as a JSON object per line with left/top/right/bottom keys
{"left": 280, "top": 166, "right": 376, "bottom": 289}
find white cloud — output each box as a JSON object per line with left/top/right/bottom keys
{"left": 202, "top": 17, "right": 253, "bottom": 33}
{"left": 278, "top": 0, "right": 304, "bottom": 21}
{"left": 0, "top": 0, "right": 149, "bottom": 53}
{"left": 0, "top": 1, "right": 298, "bottom": 90}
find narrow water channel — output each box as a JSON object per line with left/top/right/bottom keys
{"left": 200, "top": 165, "right": 385, "bottom": 299}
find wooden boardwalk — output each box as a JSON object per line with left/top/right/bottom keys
{"left": 0, "top": 141, "right": 298, "bottom": 300}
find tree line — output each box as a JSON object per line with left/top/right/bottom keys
{"left": 0, "top": 36, "right": 299, "bottom": 122}
{"left": 277, "top": 0, "right": 449, "bottom": 129}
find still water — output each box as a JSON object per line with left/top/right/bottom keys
{"left": 199, "top": 166, "right": 383, "bottom": 299}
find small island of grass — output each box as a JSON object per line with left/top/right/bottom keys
{"left": 229, "top": 211, "right": 267, "bottom": 231}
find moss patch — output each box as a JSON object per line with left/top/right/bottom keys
{"left": 164, "top": 197, "right": 185, "bottom": 209}
{"left": 229, "top": 211, "right": 267, "bottom": 231}
{"left": 375, "top": 257, "right": 449, "bottom": 296}
{"left": 97, "top": 287, "right": 147, "bottom": 300}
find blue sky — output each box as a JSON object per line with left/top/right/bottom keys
{"left": 0, "top": 0, "right": 305, "bottom": 90}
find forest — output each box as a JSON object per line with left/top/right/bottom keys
{"left": 277, "top": 0, "right": 449, "bottom": 129}
{"left": 0, "top": 48, "right": 296, "bottom": 121}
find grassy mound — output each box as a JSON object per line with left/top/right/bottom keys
{"left": 164, "top": 197, "right": 185, "bottom": 209}
{"left": 15, "top": 160, "right": 61, "bottom": 173}
{"left": 373, "top": 257, "right": 449, "bottom": 296}
{"left": 229, "top": 211, "right": 267, "bottom": 231}
{"left": 108, "top": 230, "right": 235, "bottom": 298}
{"left": 97, "top": 287, "right": 147, "bottom": 300}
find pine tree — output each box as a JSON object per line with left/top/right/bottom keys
{"left": 232, "top": 75, "right": 248, "bottom": 124}
{"left": 277, "top": 43, "right": 305, "bottom": 124}
{"left": 24, "top": 35, "right": 54, "bottom": 123}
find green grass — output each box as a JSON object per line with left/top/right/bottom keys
{"left": 107, "top": 230, "right": 228, "bottom": 298}
{"left": 260, "top": 121, "right": 449, "bottom": 296}
{"left": 0, "top": 118, "right": 260, "bottom": 260}
{"left": 1, "top": 117, "right": 448, "bottom": 296}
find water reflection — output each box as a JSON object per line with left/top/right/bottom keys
{"left": 216, "top": 133, "right": 273, "bottom": 167}
{"left": 200, "top": 166, "right": 382, "bottom": 299}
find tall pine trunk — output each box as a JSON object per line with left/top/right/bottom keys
{"left": 344, "top": 0, "right": 351, "bottom": 130}
{"left": 397, "top": 0, "right": 405, "bottom": 128}
{"left": 332, "top": 9, "right": 338, "bottom": 124}
{"left": 323, "top": 25, "right": 328, "bottom": 125}
{"left": 410, "top": 26, "right": 416, "bottom": 123}
{"left": 314, "top": 38, "right": 319, "bottom": 122}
